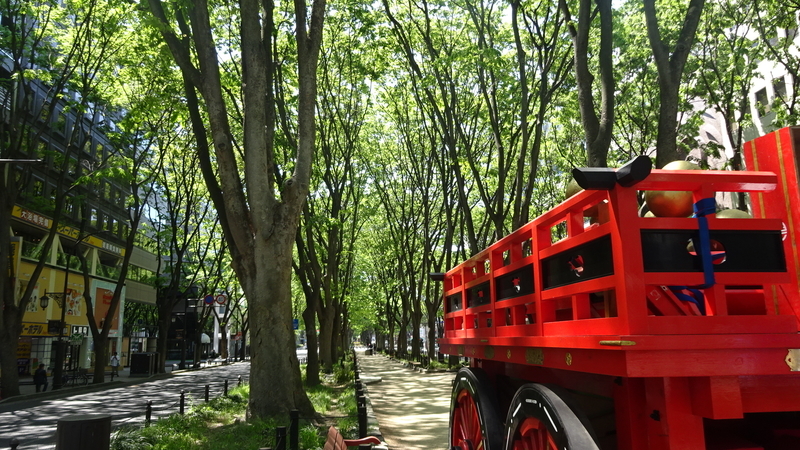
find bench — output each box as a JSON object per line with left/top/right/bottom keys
{"left": 323, "top": 426, "right": 380, "bottom": 450}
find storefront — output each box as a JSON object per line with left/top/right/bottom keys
{"left": 17, "top": 323, "right": 52, "bottom": 375}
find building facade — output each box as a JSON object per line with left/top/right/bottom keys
{"left": 3, "top": 68, "right": 159, "bottom": 376}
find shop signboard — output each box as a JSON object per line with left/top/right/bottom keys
{"left": 20, "top": 322, "right": 50, "bottom": 336}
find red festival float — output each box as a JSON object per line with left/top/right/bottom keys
{"left": 437, "top": 127, "right": 800, "bottom": 450}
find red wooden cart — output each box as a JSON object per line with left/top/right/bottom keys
{"left": 438, "top": 127, "right": 800, "bottom": 450}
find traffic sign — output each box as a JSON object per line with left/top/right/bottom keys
{"left": 215, "top": 294, "right": 227, "bottom": 304}
{"left": 204, "top": 295, "right": 214, "bottom": 305}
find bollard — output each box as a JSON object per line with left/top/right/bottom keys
{"left": 180, "top": 390, "right": 185, "bottom": 415}
{"left": 358, "top": 395, "right": 366, "bottom": 409}
{"left": 275, "top": 426, "right": 287, "bottom": 450}
{"left": 145, "top": 400, "right": 152, "bottom": 427}
{"left": 238, "top": 375, "right": 243, "bottom": 386}
{"left": 358, "top": 405, "right": 367, "bottom": 438}
{"left": 55, "top": 414, "right": 111, "bottom": 450}
{"left": 224, "top": 379, "right": 229, "bottom": 396}
{"left": 10, "top": 438, "right": 19, "bottom": 450}
{"left": 289, "top": 409, "right": 299, "bottom": 450}
{"left": 205, "top": 384, "right": 210, "bottom": 402}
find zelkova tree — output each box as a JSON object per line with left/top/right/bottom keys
{"left": 644, "top": 0, "right": 705, "bottom": 168}
{"left": 145, "top": 0, "right": 324, "bottom": 417}
{"left": 691, "top": 0, "right": 758, "bottom": 171}
{"left": 299, "top": 6, "right": 371, "bottom": 374}
{"left": 151, "top": 144, "right": 216, "bottom": 373}
{"left": 381, "top": 0, "right": 485, "bottom": 255}
{"left": 559, "top": 0, "right": 615, "bottom": 167}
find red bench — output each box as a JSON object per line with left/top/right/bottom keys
{"left": 323, "top": 426, "right": 380, "bottom": 450}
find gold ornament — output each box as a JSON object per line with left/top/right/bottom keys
{"left": 716, "top": 209, "right": 752, "bottom": 218}
{"left": 645, "top": 161, "right": 700, "bottom": 217}
{"left": 566, "top": 178, "right": 583, "bottom": 199}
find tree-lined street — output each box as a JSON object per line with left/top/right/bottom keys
{"left": 1, "top": 0, "right": 799, "bottom": 431}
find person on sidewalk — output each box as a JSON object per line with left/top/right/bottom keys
{"left": 110, "top": 352, "right": 120, "bottom": 378}
{"left": 34, "top": 364, "right": 48, "bottom": 392}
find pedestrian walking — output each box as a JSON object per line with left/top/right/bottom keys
{"left": 34, "top": 364, "right": 48, "bottom": 392}
{"left": 110, "top": 352, "right": 120, "bottom": 377}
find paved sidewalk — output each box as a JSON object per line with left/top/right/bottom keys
{"left": 357, "top": 351, "right": 453, "bottom": 450}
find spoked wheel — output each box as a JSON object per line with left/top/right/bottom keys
{"left": 450, "top": 367, "right": 504, "bottom": 450}
{"left": 504, "top": 384, "right": 600, "bottom": 450}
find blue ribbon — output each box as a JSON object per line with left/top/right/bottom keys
{"left": 692, "top": 197, "right": 717, "bottom": 289}
{"left": 669, "top": 287, "right": 706, "bottom": 315}
{"left": 668, "top": 198, "right": 717, "bottom": 316}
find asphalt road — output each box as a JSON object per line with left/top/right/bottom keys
{"left": 0, "top": 362, "right": 251, "bottom": 450}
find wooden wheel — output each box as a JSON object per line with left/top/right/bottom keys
{"left": 450, "top": 367, "right": 504, "bottom": 450}
{"left": 504, "top": 384, "right": 599, "bottom": 450}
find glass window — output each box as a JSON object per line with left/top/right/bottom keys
{"left": 18, "top": 228, "right": 46, "bottom": 261}
{"left": 32, "top": 179, "right": 44, "bottom": 197}
{"left": 54, "top": 109, "right": 66, "bottom": 135}
{"left": 755, "top": 88, "right": 769, "bottom": 116}
{"left": 65, "top": 196, "right": 75, "bottom": 216}
{"left": 774, "top": 77, "right": 787, "bottom": 100}
{"left": 35, "top": 138, "right": 48, "bottom": 158}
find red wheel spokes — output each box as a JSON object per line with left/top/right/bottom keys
{"left": 452, "top": 390, "right": 482, "bottom": 450}
{"left": 510, "top": 417, "right": 558, "bottom": 450}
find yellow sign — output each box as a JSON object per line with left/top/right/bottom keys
{"left": 12, "top": 206, "right": 124, "bottom": 255}
{"left": 20, "top": 322, "right": 51, "bottom": 336}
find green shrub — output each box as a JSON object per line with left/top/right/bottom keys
{"left": 110, "top": 379, "right": 356, "bottom": 450}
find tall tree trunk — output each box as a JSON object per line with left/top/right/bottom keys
{"left": 247, "top": 237, "right": 311, "bottom": 413}
{"left": 0, "top": 192, "right": 23, "bottom": 398}
{"left": 318, "top": 302, "right": 337, "bottom": 373}
{"left": 147, "top": 0, "right": 325, "bottom": 418}
{"left": 644, "top": 0, "right": 705, "bottom": 168}
{"left": 560, "top": 0, "right": 615, "bottom": 167}
{"left": 302, "top": 302, "right": 320, "bottom": 386}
